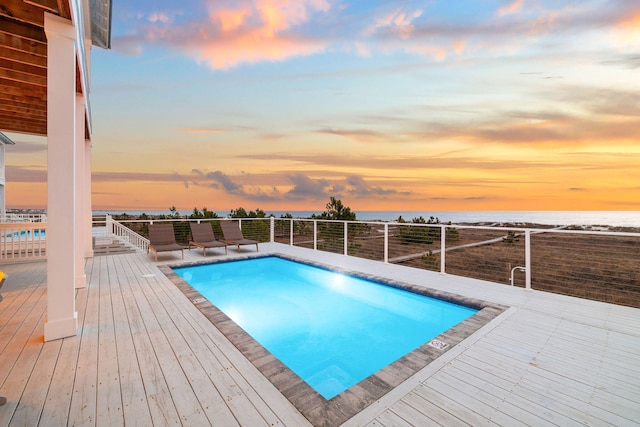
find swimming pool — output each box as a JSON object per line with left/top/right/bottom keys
{"left": 163, "top": 254, "right": 505, "bottom": 426}
{"left": 174, "top": 256, "right": 477, "bottom": 399}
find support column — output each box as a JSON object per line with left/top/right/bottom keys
{"left": 44, "top": 13, "right": 78, "bottom": 341}
{"left": 75, "top": 95, "right": 86, "bottom": 288}
{"left": 84, "top": 140, "right": 93, "bottom": 258}
{"left": 0, "top": 143, "right": 5, "bottom": 218}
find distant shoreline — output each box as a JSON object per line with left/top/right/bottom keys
{"left": 97, "top": 210, "right": 640, "bottom": 231}
{"left": 8, "top": 208, "right": 640, "bottom": 228}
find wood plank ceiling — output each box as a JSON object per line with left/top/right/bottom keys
{"left": 0, "top": 0, "right": 75, "bottom": 136}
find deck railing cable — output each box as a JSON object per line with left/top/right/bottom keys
{"left": 3, "top": 215, "right": 639, "bottom": 307}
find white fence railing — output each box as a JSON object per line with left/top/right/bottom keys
{"left": 105, "top": 214, "right": 149, "bottom": 252}
{"left": 0, "top": 214, "right": 47, "bottom": 223}
{"left": 0, "top": 222, "right": 47, "bottom": 261}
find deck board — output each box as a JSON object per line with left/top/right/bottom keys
{"left": 1, "top": 244, "right": 640, "bottom": 426}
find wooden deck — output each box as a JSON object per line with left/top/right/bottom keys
{"left": 1, "top": 243, "right": 639, "bottom": 426}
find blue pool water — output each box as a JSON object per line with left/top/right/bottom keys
{"left": 12, "top": 230, "right": 45, "bottom": 238}
{"left": 174, "top": 256, "right": 477, "bottom": 399}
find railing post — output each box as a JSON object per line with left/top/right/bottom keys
{"left": 290, "top": 219, "right": 294, "bottom": 246}
{"left": 525, "top": 229, "right": 532, "bottom": 290}
{"left": 440, "top": 225, "right": 446, "bottom": 274}
{"left": 344, "top": 221, "right": 348, "bottom": 255}
{"left": 384, "top": 223, "right": 389, "bottom": 263}
{"left": 313, "top": 220, "right": 317, "bottom": 250}
{"left": 106, "top": 214, "right": 113, "bottom": 237}
{"left": 270, "top": 217, "right": 275, "bottom": 243}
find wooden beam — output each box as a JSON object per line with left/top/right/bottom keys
{"left": 0, "top": 94, "right": 47, "bottom": 114}
{"left": 0, "top": 105, "right": 47, "bottom": 121}
{"left": 0, "top": 15, "right": 47, "bottom": 42}
{"left": 0, "top": 113, "right": 47, "bottom": 135}
{"left": 0, "top": 66, "right": 47, "bottom": 86}
{"left": 0, "top": 57, "right": 46, "bottom": 77}
{"left": 0, "top": 33, "right": 47, "bottom": 57}
{"left": 0, "top": 45, "right": 47, "bottom": 68}
{"left": 56, "top": 0, "right": 71, "bottom": 20}
{"left": 0, "top": 0, "right": 45, "bottom": 27}
{"left": 0, "top": 76, "right": 46, "bottom": 94}
{"left": 24, "top": 0, "right": 59, "bottom": 14}
{"left": 0, "top": 78, "right": 47, "bottom": 101}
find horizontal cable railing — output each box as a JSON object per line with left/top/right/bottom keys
{"left": 8, "top": 214, "right": 636, "bottom": 307}
{"left": 272, "top": 218, "right": 640, "bottom": 308}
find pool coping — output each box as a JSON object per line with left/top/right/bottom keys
{"left": 159, "top": 253, "right": 508, "bottom": 427}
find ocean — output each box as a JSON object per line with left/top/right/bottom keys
{"left": 92, "top": 210, "right": 640, "bottom": 227}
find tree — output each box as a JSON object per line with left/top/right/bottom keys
{"left": 229, "top": 207, "right": 270, "bottom": 218}
{"left": 312, "top": 197, "right": 357, "bottom": 221}
{"left": 169, "top": 206, "right": 180, "bottom": 218}
{"left": 228, "top": 207, "right": 270, "bottom": 241}
{"left": 397, "top": 216, "right": 440, "bottom": 245}
{"left": 190, "top": 207, "right": 219, "bottom": 219}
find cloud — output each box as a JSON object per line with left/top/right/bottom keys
{"left": 123, "top": 0, "right": 333, "bottom": 69}
{"left": 5, "top": 141, "right": 46, "bottom": 154}
{"left": 286, "top": 173, "right": 331, "bottom": 199}
{"left": 498, "top": 0, "right": 524, "bottom": 17}
{"left": 569, "top": 187, "right": 587, "bottom": 191}
{"left": 600, "top": 54, "right": 640, "bottom": 69}
{"left": 192, "top": 169, "right": 243, "bottom": 192}
{"left": 364, "top": 9, "right": 423, "bottom": 39}
{"left": 6, "top": 166, "right": 46, "bottom": 182}
{"left": 345, "top": 175, "right": 407, "bottom": 197}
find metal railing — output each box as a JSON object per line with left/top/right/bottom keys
{"left": 2, "top": 214, "right": 639, "bottom": 308}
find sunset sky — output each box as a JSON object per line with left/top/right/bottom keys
{"left": 6, "top": 0, "right": 640, "bottom": 212}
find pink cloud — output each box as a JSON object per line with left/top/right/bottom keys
{"left": 149, "top": 0, "right": 333, "bottom": 69}
{"left": 365, "top": 9, "right": 423, "bottom": 38}
{"left": 498, "top": 0, "right": 524, "bottom": 17}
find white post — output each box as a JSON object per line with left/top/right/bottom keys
{"left": 84, "top": 140, "right": 93, "bottom": 257}
{"left": 313, "top": 220, "right": 317, "bottom": 250}
{"left": 525, "top": 230, "right": 532, "bottom": 290}
{"left": 44, "top": 13, "right": 78, "bottom": 341}
{"left": 440, "top": 225, "right": 446, "bottom": 274}
{"left": 289, "top": 219, "right": 293, "bottom": 246}
{"left": 74, "top": 95, "right": 86, "bottom": 289}
{"left": 343, "top": 222, "right": 348, "bottom": 255}
{"left": 270, "top": 216, "right": 275, "bottom": 243}
{"left": 384, "top": 223, "right": 389, "bottom": 263}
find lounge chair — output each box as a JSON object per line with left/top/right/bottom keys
{"left": 148, "top": 223, "right": 184, "bottom": 261}
{"left": 0, "top": 270, "right": 6, "bottom": 406}
{"left": 220, "top": 221, "right": 259, "bottom": 252}
{"left": 188, "top": 222, "right": 229, "bottom": 256}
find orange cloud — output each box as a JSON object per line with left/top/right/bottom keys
{"left": 498, "top": 0, "right": 524, "bottom": 17}
{"left": 615, "top": 10, "right": 640, "bottom": 44}
{"left": 193, "top": 0, "right": 332, "bottom": 69}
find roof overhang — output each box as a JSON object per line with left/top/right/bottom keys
{"left": 0, "top": 0, "right": 113, "bottom": 138}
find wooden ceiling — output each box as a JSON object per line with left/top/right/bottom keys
{"left": 0, "top": 0, "right": 76, "bottom": 136}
